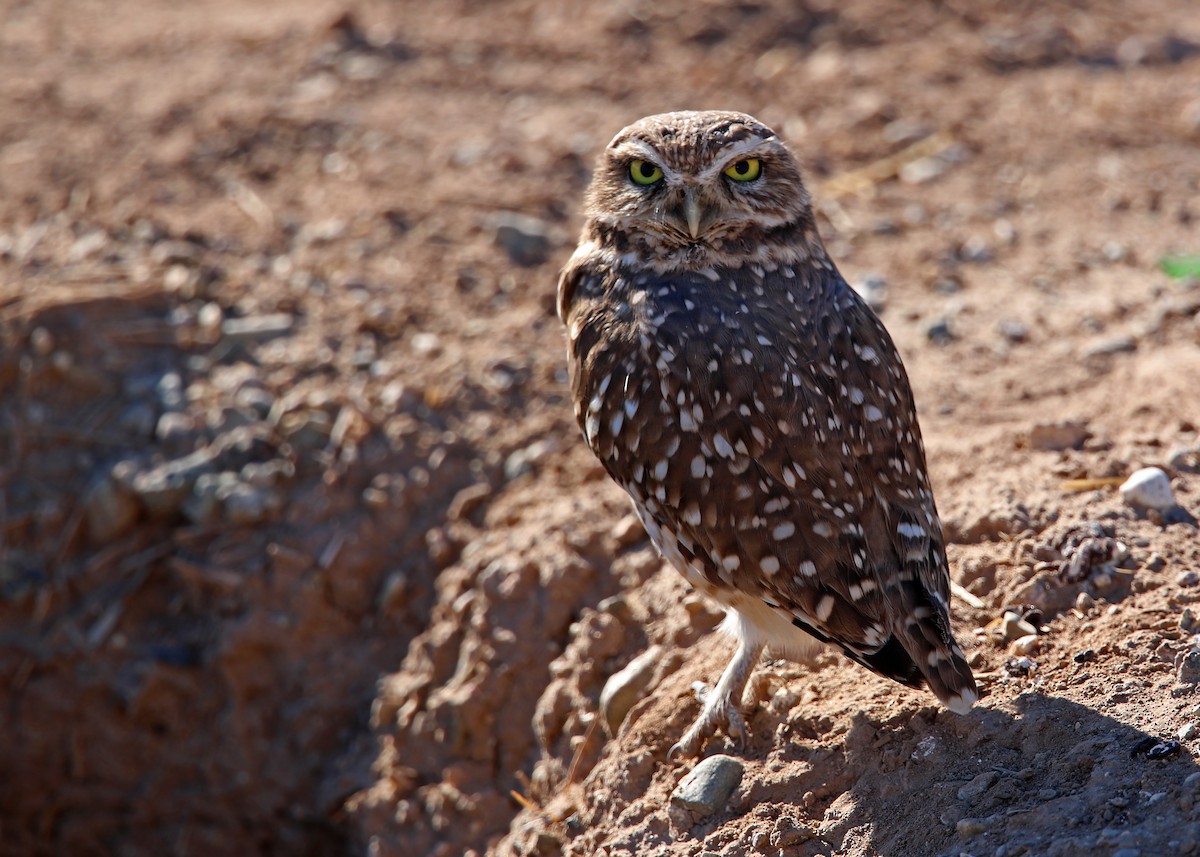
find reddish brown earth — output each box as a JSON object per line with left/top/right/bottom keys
{"left": 2, "top": 1, "right": 1200, "bottom": 855}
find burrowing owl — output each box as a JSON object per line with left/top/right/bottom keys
{"left": 558, "top": 111, "right": 977, "bottom": 758}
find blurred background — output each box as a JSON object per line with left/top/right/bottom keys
{"left": 1, "top": 0, "right": 1199, "bottom": 855}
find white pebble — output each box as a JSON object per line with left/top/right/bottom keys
{"left": 1119, "top": 467, "right": 1176, "bottom": 511}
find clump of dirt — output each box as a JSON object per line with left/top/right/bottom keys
{"left": 2, "top": 0, "right": 1200, "bottom": 855}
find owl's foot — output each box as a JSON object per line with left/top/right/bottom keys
{"left": 669, "top": 638, "right": 765, "bottom": 760}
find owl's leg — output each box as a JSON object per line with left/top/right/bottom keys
{"left": 669, "top": 636, "right": 766, "bottom": 760}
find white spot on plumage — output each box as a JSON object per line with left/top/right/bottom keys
{"left": 713, "top": 433, "right": 734, "bottom": 458}
{"left": 772, "top": 522, "right": 796, "bottom": 540}
{"left": 760, "top": 555, "right": 780, "bottom": 575}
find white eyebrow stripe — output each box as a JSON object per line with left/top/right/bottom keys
{"left": 696, "top": 138, "right": 775, "bottom": 181}
{"left": 611, "top": 141, "right": 684, "bottom": 182}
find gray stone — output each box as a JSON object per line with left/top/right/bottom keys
{"left": 957, "top": 770, "right": 998, "bottom": 803}
{"left": 1179, "top": 650, "right": 1200, "bottom": 685}
{"left": 493, "top": 212, "right": 554, "bottom": 267}
{"left": 670, "top": 754, "right": 744, "bottom": 816}
{"left": 1168, "top": 444, "right": 1200, "bottom": 473}
{"left": 600, "top": 645, "right": 661, "bottom": 736}
{"left": 926, "top": 318, "right": 956, "bottom": 345}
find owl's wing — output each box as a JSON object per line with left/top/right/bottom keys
{"left": 562, "top": 260, "right": 974, "bottom": 710}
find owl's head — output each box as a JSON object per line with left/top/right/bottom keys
{"left": 582, "top": 110, "right": 819, "bottom": 270}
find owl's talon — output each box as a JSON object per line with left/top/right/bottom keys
{"left": 669, "top": 697, "right": 749, "bottom": 760}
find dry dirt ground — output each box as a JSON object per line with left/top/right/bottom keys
{"left": 2, "top": 0, "right": 1200, "bottom": 855}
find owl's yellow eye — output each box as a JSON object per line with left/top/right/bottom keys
{"left": 724, "top": 158, "right": 762, "bottom": 182}
{"left": 629, "top": 159, "right": 664, "bottom": 186}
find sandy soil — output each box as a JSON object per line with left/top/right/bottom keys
{"left": 2, "top": 0, "right": 1200, "bottom": 855}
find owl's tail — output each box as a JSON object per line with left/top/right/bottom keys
{"left": 893, "top": 584, "right": 979, "bottom": 715}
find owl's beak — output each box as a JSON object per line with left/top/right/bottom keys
{"left": 681, "top": 190, "right": 703, "bottom": 239}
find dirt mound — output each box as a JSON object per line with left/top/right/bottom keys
{"left": 2, "top": 0, "right": 1200, "bottom": 855}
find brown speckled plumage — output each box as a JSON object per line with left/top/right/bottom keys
{"left": 559, "top": 111, "right": 977, "bottom": 757}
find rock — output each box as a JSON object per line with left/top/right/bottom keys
{"left": 926, "top": 318, "right": 956, "bottom": 345}
{"left": 1083, "top": 336, "right": 1137, "bottom": 358}
{"left": 1182, "top": 608, "right": 1198, "bottom": 633}
{"left": 1028, "top": 420, "right": 1090, "bottom": 451}
{"left": 1074, "top": 649, "right": 1097, "bottom": 664}
{"left": 492, "top": 212, "right": 554, "bottom": 267}
{"left": 1120, "top": 467, "right": 1177, "bottom": 511}
{"left": 956, "top": 817, "right": 987, "bottom": 837}
{"left": 957, "top": 771, "right": 998, "bottom": 803}
{"left": 83, "top": 471, "right": 141, "bottom": 542}
{"left": 1178, "top": 651, "right": 1200, "bottom": 685}
{"left": 1178, "top": 722, "right": 1198, "bottom": 741}
{"left": 999, "top": 319, "right": 1029, "bottom": 343}
{"left": 900, "top": 156, "right": 949, "bottom": 184}
{"left": 851, "top": 275, "right": 889, "bottom": 313}
{"left": 503, "top": 439, "right": 558, "bottom": 479}
{"left": 1143, "top": 553, "right": 1167, "bottom": 572}
{"left": 611, "top": 514, "right": 647, "bottom": 548}
{"left": 670, "top": 754, "right": 743, "bottom": 816}
{"left": 1011, "top": 634, "right": 1041, "bottom": 656}
{"left": 599, "top": 645, "right": 661, "bottom": 736}
{"left": 1168, "top": 444, "right": 1200, "bottom": 473}
{"left": 221, "top": 313, "right": 295, "bottom": 344}
{"left": 1179, "top": 571, "right": 1200, "bottom": 588}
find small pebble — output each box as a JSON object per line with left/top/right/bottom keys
{"left": 1075, "top": 591, "right": 1097, "bottom": 611}
{"left": 1119, "top": 467, "right": 1177, "bottom": 511}
{"left": 1181, "top": 608, "right": 1198, "bottom": 633}
{"left": 999, "top": 319, "right": 1029, "bottom": 343}
{"left": 221, "top": 313, "right": 295, "bottom": 344}
{"left": 1143, "top": 553, "right": 1167, "bottom": 572}
{"left": 926, "top": 318, "right": 956, "bottom": 345}
{"left": 851, "top": 275, "right": 889, "bottom": 313}
{"left": 1178, "top": 723, "right": 1198, "bottom": 741}
{"left": 955, "top": 817, "right": 986, "bottom": 838}
{"left": 599, "top": 646, "right": 661, "bottom": 736}
{"left": 957, "top": 771, "right": 998, "bottom": 803}
{"left": 1074, "top": 649, "right": 1097, "bottom": 664}
{"left": 1028, "top": 420, "right": 1090, "bottom": 451}
{"left": 1177, "top": 571, "right": 1199, "bottom": 588}
{"left": 492, "top": 211, "right": 554, "bottom": 267}
{"left": 1083, "top": 336, "right": 1137, "bottom": 358}
{"left": 1167, "top": 444, "right": 1200, "bottom": 473}
{"left": 611, "top": 515, "right": 647, "bottom": 548}
{"left": 670, "top": 754, "right": 743, "bottom": 817}
{"left": 900, "top": 156, "right": 949, "bottom": 184}
{"left": 1011, "top": 634, "right": 1041, "bottom": 656}
{"left": 1179, "top": 651, "right": 1200, "bottom": 685}
{"left": 1005, "top": 656, "right": 1037, "bottom": 677}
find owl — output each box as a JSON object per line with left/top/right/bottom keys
{"left": 558, "top": 111, "right": 977, "bottom": 759}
